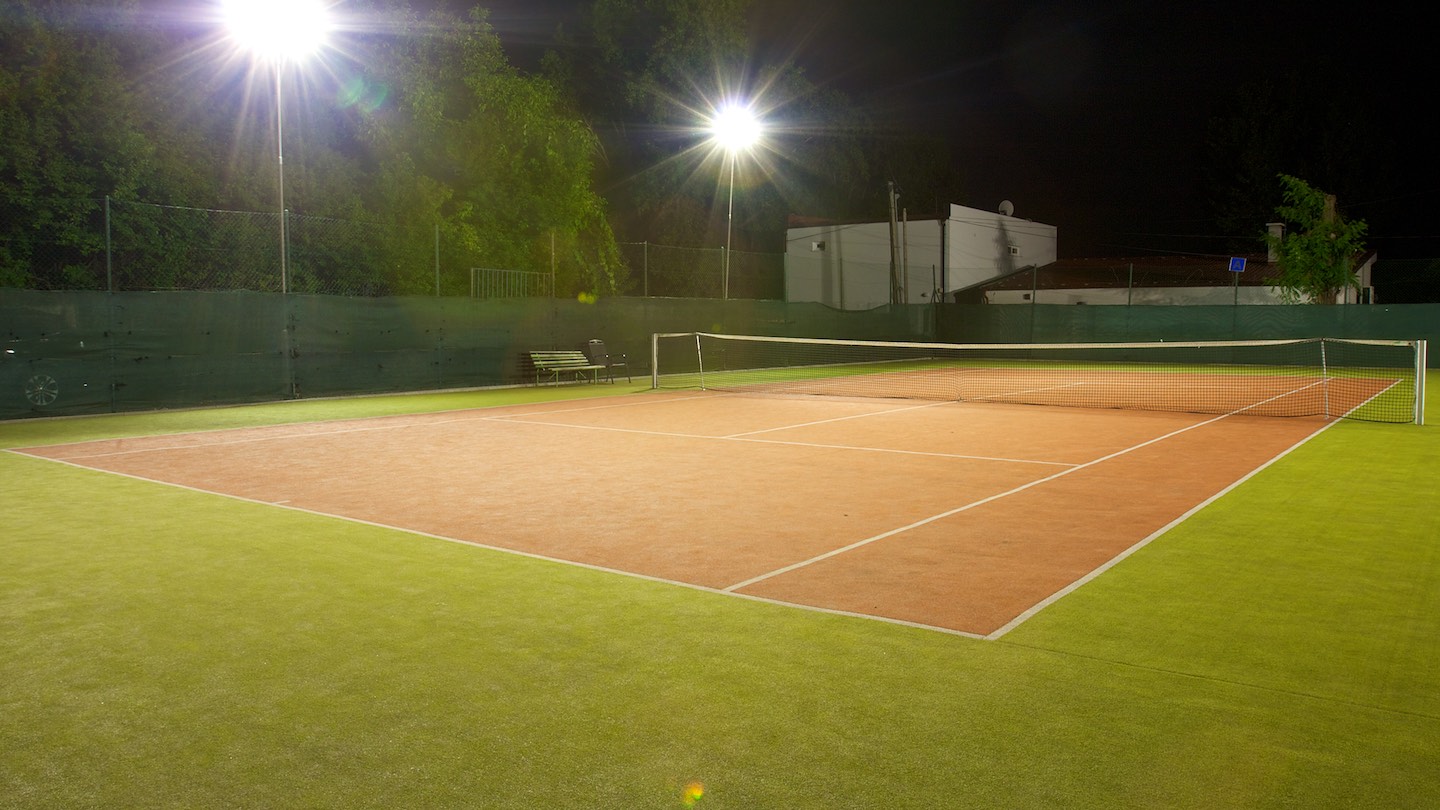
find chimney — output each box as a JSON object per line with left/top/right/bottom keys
{"left": 1266, "top": 222, "right": 1285, "bottom": 263}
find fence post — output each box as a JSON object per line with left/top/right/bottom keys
{"left": 282, "top": 208, "right": 290, "bottom": 294}
{"left": 722, "top": 245, "right": 728, "bottom": 300}
{"left": 104, "top": 195, "right": 113, "bottom": 293}
{"left": 1029, "top": 265, "right": 1038, "bottom": 342}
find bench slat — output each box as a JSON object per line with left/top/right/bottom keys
{"left": 528, "top": 350, "right": 606, "bottom": 385}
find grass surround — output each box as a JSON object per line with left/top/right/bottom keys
{"left": 3, "top": 378, "right": 1437, "bottom": 807}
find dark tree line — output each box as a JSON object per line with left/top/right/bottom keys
{"left": 12, "top": 1, "right": 1416, "bottom": 300}
{"left": 2, "top": 0, "right": 967, "bottom": 297}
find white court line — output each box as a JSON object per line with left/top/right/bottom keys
{"left": 724, "top": 399, "right": 952, "bottom": 438}
{"left": 7, "top": 449, "right": 990, "bottom": 640}
{"left": 970, "top": 381, "right": 1088, "bottom": 400}
{"left": 6, "top": 377, "right": 1346, "bottom": 639}
{"left": 27, "top": 392, "right": 718, "bottom": 462}
{"left": 483, "top": 402, "right": 1079, "bottom": 467}
{"left": 25, "top": 386, "right": 1059, "bottom": 466}
{"left": 729, "top": 436, "right": 1077, "bottom": 467}
{"left": 721, "top": 379, "right": 1329, "bottom": 594}
{"left": 482, "top": 392, "right": 716, "bottom": 420}
{"left": 41, "top": 414, "right": 498, "bottom": 461}
{"left": 485, "top": 415, "right": 1079, "bottom": 467}
{"left": 983, "top": 416, "right": 1339, "bottom": 640}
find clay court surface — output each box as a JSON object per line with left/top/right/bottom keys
{"left": 14, "top": 391, "right": 1333, "bottom": 637}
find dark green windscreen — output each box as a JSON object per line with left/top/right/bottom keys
{"left": 1, "top": 289, "right": 1433, "bottom": 420}
{"left": 0, "top": 291, "right": 930, "bottom": 418}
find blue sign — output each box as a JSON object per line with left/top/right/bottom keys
{"left": 1228, "top": 257, "right": 1247, "bottom": 273}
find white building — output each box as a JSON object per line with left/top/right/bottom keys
{"left": 784, "top": 203, "right": 1059, "bottom": 310}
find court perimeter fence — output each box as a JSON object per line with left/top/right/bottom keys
{"left": 2, "top": 288, "right": 1437, "bottom": 420}
{"left": 0, "top": 198, "right": 784, "bottom": 300}
{"left": 10, "top": 198, "right": 1438, "bottom": 303}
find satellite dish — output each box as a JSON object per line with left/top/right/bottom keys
{"left": 998, "top": 200, "right": 1015, "bottom": 217}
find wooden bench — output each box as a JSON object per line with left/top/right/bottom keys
{"left": 528, "top": 350, "right": 606, "bottom": 385}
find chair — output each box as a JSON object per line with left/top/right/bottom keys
{"left": 585, "top": 339, "right": 629, "bottom": 383}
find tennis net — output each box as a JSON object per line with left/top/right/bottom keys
{"left": 650, "top": 333, "right": 1427, "bottom": 424}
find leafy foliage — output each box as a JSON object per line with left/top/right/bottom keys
{"left": 1204, "top": 73, "right": 1391, "bottom": 255}
{"left": 1, "top": 2, "right": 152, "bottom": 287}
{"left": 3, "top": 0, "right": 969, "bottom": 297}
{"left": 357, "top": 7, "right": 623, "bottom": 295}
{"left": 1264, "top": 175, "right": 1368, "bottom": 304}
{"left": 1, "top": 1, "right": 623, "bottom": 295}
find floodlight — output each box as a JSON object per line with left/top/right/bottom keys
{"left": 223, "top": 0, "right": 331, "bottom": 63}
{"left": 707, "top": 102, "right": 764, "bottom": 299}
{"left": 708, "top": 104, "right": 762, "bottom": 153}
{"left": 221, "top": 0, "right": 332, "bottom": 296}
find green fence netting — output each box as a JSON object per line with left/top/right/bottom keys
{"left": 2, "top": 290, "right": 1433, "bottom": 420}
{"left": 937, "top": 303, "right": 1440, "bottom": 347}
{"left": 0, "top": 291, "right": 932, "bottom": 419}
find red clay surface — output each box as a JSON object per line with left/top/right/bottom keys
{"left": 15, "top": 391, "right": 1330, "bottom": 636}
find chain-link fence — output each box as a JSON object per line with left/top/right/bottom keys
{"left": 2, "top": 197, "right": 790, "bottom": 300}
{"left": 10, "top": 198, "right": 1432, "bottom": 303}
{"left": 1, "top": 197, "right": 447, "bottom": 295}
{"left": 961, "top": 257, "right": 1440, "bottom": 306}
{"left": 617, "top": 242, "right": 784, "bottom": 300}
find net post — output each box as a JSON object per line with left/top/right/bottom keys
{"left": 695, "top": 333, "right": 706, "bottom": 390}
{"left": 1320, "top": 338, "right": 1331, "bottom": 420}
{"left": 1416, "top": 339, "right": 1428, "bottom": 426}
{"left": 650, "top": 332, "right": 659, "bottom": 389}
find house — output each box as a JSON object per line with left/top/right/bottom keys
{"left": 786, "top": 206, "right": 1376, "bottom": 307}
{"left": 784, "top": 203, "right": 1059, "bottom": 310}
{"left": 972, "top": 249, "right": 1378, "bottom": 305}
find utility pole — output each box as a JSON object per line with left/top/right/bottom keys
{"left": 901, "top": 207, "right": 909, "bottom": 304}
{"left": 887, "top": 181, "right": 900, "bottom": 305}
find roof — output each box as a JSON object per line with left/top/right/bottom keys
{"left": 977, "top": 255, "right": 1276, "bottom": 291}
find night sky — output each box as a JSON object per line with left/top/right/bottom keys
{"left": 463, "top": 1, "right": 1433, "bottom": 259}
{"left": 751, "top": 1, "right": 1433, "bottom": 259}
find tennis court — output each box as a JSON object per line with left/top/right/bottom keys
{"left": 15, "top": 387, "right": 1342, "bottom": 637}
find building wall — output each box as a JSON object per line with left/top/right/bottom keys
{"left": 784, "top": 204, "right": 1058, "bottom": 310}
{"left": 946, "top": 204, "right": 1058, "bottom": 292}
{"left": 784, "top": 220, "right": 943, "bottom": 310}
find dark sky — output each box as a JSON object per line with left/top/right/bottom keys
{"left": 480, "top": 1, "right": 1432, "bottom": 259}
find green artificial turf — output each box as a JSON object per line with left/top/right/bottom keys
{"left": 3, "top": 378, "right": 1437, "bottom": 808}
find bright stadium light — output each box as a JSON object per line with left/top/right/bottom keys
{"left": 222, "top": 0, "right": 332, "bottom": 294}
{"left": 707, "top": 102, "right": 762, "bottom": 300}
{"left": 709, "top": 104, "right": 762, "bottom": 154}
{"left": 223, "top": 0, "right": 331, "bottom": 62}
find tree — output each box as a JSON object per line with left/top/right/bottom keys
{"left": 1, "top": 1, "right": 626, "bottom": 296}
{"left": 1203, "top": 72, "right": 1392, "bottom": 255}
{"left": 0, "top": 1, "right": 160, "bottom": 288}
{"left": 1264, "top": 175, "right": 1367, "bottom": 304}
{"left": 359, "top": 6, "right": 623, "bottom": 296}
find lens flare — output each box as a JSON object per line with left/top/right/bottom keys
{"left": 683, "top": 782, "right": 705, "bottom": 807}
{"left": 338, "top": 76, "right": 390, "bottom": 114}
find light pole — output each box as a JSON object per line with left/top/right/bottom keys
{"left": 707, "top": 103, "right": 761, "bottom": 300}
{"left": 222, "top": 0, "right": 330, "bottom": 294}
